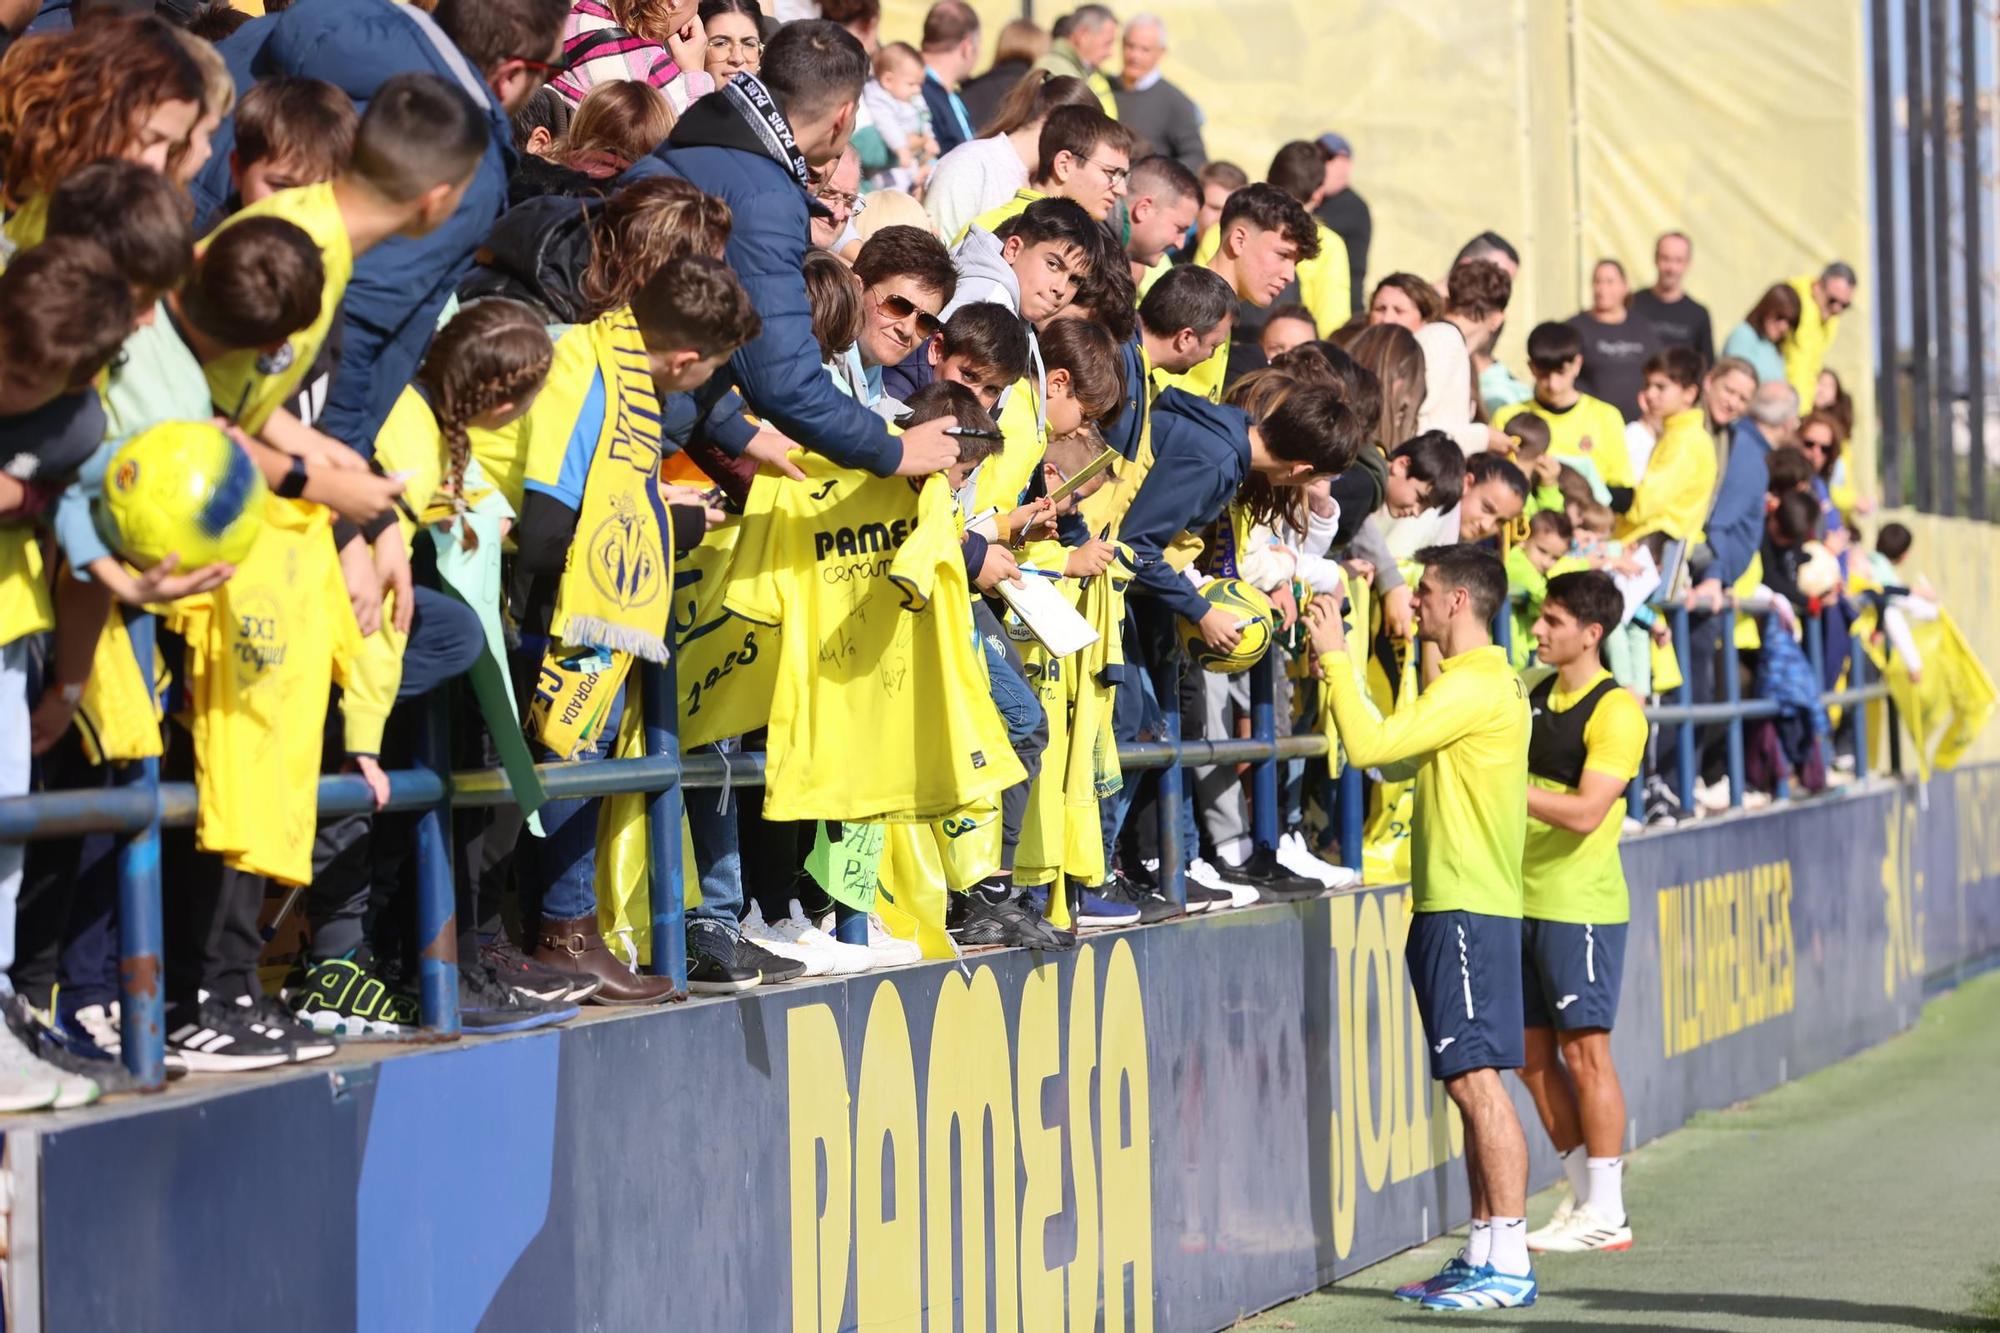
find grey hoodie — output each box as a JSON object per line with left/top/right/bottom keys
{"left": 943, "top": 227, "right": 1047, "bottom": 448}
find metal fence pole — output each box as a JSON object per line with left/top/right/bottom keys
{"left": 1672, "top": 604, "right": 1697, "bottom": 814}
{"left": 1907, "top": 0, "right": 1937, "bottom": 511}
{"left": 1336, "top": 762, "right": 1363, "bottom": 873}
{"left": 1156, "top": 660, "right": 1187, "bottom": 909}
{"left": 114, "top": 613, "right": 165, "bottom": 1088}
{"left": 414, "top": 697, "right": 460, "bottom": 1034}
{"left": 1929, "top": 0, "right": 1956, "bottom": 515}
{"left": 1851, "top": 627, "right": 1873, "bottom": 778}
{"left": 1873, "top": 0, "right": 1906, "bottom": 507}
{"left": 1806, "top": 607, "right": 1830, "bottom": 776}
{"left": 1249, "top": 652, "right": 1279, "bottom": 852}
{"left": 1720, "top": 613, "right": 1746, "bottom": 808}
{"left": 640, "top": 659, "right": 687, "bottom": 989}
{"left": 1962, "top": 0, "right": 1987, "bottom": 520}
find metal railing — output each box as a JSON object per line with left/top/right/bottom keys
{"left": 0, "top": 599, "right": 1899, "bottom": 1089}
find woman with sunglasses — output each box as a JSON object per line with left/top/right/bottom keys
{"left": 1721, "top": 281, "right": 1803, "bottom": 388}
{"left": 1779, "top": 261, "right": 1857, "bottom": 413}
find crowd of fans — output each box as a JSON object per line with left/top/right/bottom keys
{"left": 0, "top": 0, "right": 1918, "bottom": 1114}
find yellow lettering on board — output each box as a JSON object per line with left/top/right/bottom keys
{"left": 855, "top": 981, "right": 921, "bottom": 1332}
{"left": 1016, "top": 963, "right": 1065, "bottom": 1331}
{"left": 1066, "top": 944, "right": 1101, "bottom": 1331}
{"left": 925, "top": 967, "right": 1018, "bottom": 1333}
{"left": 786, "top": 1003, "right": 851, "bottom": 1333}
{"left": 1656, "top": 862, "right": 1797, "bottom": 1058}
{"left": 1098, "top": 939, "right": 1153, "bottom": 1333}
{"left": 1326, "top": 894, "right": 1357, "bottom": 1261}
{"left": 1353, "top": 894, "right": 1391, "bottom": 1194}
{"left": 1383, "top": 891, "right": 1419, "bottom": 1185}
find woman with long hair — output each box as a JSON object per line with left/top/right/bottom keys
{"left": 1343, "top": 323, "right": 1428, "bottom": 454}
{"left": 924, "top": 72, "right": 1100, "bottom": 241}
{"left": 1365, "top": 272, "right": 1442, "bottom": 332}
{"left": 1721, "top": 282, "right": 1802, "bottom": 386}
{"left": 697, "top": 0, "right": 764, "bottom": 84}
{"left": 0, "top": 14, "right": 206, "bottom": 248}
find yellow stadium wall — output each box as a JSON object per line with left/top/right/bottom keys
{"left": 880, "top": 0, "right": 1877, "bottom": 491}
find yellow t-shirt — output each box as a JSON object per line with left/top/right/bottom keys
{"left": 0, "top": 527, "right": 53, "bottom": 648}
{"left": 958, "top": 188, "right": 1046, "bottom": 245}
{"left": 1521, "top": 669, "right": 1646, "bottom": 923}
{"left": 1319, "top": 642, "right": 1529, "bottom": 916}
{"left": 471, "top": 319, "right": 594, "bottom": 513}
{"left": 1781, "top": 273, "right": 1839, "bottom": 409}
{"left": 725, "top": 455, "right": 1026, "bottom": 822}
{"left": 970, "top": 373, "right": 1047, "bottom": 520}
{"left": 1295, "top": 221, "right": 1352, "bottom": 338}
{"left": 202, "top": 182, "right": 354, "bottom": 434}
{"left": 1620, "top": 407, "right": 1717, "bottom": 542}
{"left": 1493, "top": 393, "right": 1635, "bottom": 491}
{"left": 1153, "top": 338, "right": 1227, "bottom": 405}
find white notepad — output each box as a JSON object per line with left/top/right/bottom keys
{"left": 994, "top": 574, "right": 1099, "bottom": 657}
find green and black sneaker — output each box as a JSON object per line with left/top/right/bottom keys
{"left": 284, "top": 955, "right": 419, "bottom": 1040}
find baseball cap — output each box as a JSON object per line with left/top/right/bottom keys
{"left": 1316, "top": 132, "right": 1354, "bottom": 159}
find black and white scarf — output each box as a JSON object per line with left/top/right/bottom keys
{"left": 719, "top": 71, "right": 812, "bottom": 192}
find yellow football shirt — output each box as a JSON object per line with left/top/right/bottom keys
{"left": 1620, "top": 407, "right": 1716, "bottom": 542}
{"left": 202, "top": 182, "right": 354, "bottom": 434}
{"left": 1521, "top": 669, "right": 1645, "bottom": 924}
{"left": 957, "top": 187, "right": 1046, "bottom": 245}
{"left": 1494, "top": 393, "right": 1635, "bottom": 491}
{"left": 0, "top": 527, "right": 53, "bottom": 647}
{"left": 1319, "top": 642, "right": 1529, "bottom": 916}
{"left": 1295, "top": 221, "right": 1351, "bottom": 338}
{"left": 725, "top": 455, "right": 1026, "bottom": 822}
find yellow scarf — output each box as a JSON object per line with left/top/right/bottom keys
{"left": 529, "top": 309, "right": 671, "bottom": 758}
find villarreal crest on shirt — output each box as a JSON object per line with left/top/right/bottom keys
{"left": 725, "top": 454, "right": 1026, "bottom": 822}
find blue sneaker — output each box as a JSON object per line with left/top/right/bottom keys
{"left": 1393, "top": 1256, "right": 1478, "bottom": 1303}
{"left": 1419, "top": 1264, "right": 1538, "bottom": 1310}
{"left": 1071, "top": 883, "right": 1141, "bottom": 927}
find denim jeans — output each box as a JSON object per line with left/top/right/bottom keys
{"left": 685, "top": 742, "right": 744, "bottom": 926}
{"left": 975, "top": 602, "right": 1046, "bottom": 871}
{"left": 0, "top": 638, "right": 29, "bottom": 998}
{"left": 519, "top": 681, "right": 626, "bottom": 924}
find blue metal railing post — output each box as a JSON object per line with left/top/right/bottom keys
{"left": 1494, "top": 604, "right": 1513, "bottom": 664}
{"left": 1720, "top": 609, "right": 1745, "bottom": 808}
{"left": 414, "top": 697, "right": 460, "bottom": 1034}
{"left": 1805, "top": 606, "right": 1832, "bottom": 780}
{"left": 1336, "top": 762, "right": 1363, "bottom": 873}
{"left": 1157, "top": 661, "right": 1186, "bottom": 908}
{"left": 1851, "top": 627, "right": 1872, "bottom": 777}
{"left": 1672, "top": 604, "right": 1696, "bottom": 815}
{"left": 1249, "top": 652, "right": 1279, "bottom": 852}
{"left": 114, "top": 613, "right": 165, "bottom": 1088}
{"left": 640, "top": 659, "right": 687, "bottom": 990}
{"left": 833, "top": 904, "right": 867, "bottom": 947}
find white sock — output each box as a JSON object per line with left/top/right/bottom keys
{"left": 1560, "top": 1145, "right": 1589, "bottom": 1204}
{"left": 1488, "top": 1217, "right": 1531, "bottom": 1276}
{"left": 1460, "top": 1219, "right": 1492, "bottom": 1268}
{"left": 1587, "top": 1156, "right": 1625, "bottom": 1223}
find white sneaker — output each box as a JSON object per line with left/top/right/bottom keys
{"left": 1525, "top": 1190, "right": 1580, "bottom": 1251}
{"left": 1532, "top": 1201, "right": 1632, "bottom": 1253}
{"left": 1187, "top": 858, "right": 1255, "bottom": 908}
{"left": 73, "top": 1003, "right": 188, "bottom": 1077}
{"left": 864, "top": 913, "right": 923, "bottom": 967}
{"left": 0, "top": 1027, "right": 61, "bottom": 1113}
{"left": 742, "top": 905, "right": 831, "bottom": 977}
{"left": 773, "top": 903, "right": 874, "bottom": 975}
{"left": 1278, "top": 832, "right": 1363, "bottom": 891}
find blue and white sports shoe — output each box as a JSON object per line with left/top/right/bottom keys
{"left": 1073, "top": 886, "right": 1141, "bottom": 927}
{"left": 1392, "top": 1256, "right": 1478, "bottom": 1303}
{"left": 1419, "top": 1264, "right": 1539, "bottom": 1310}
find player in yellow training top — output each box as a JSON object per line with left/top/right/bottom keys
{"left": 1307, "top": 544, "right": 1539, "bottom": 1311}
{"left": 1517, "top": 571, "right": 1646, "bottom": 1256}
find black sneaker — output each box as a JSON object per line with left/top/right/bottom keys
{"left": 1185, "top": 879, "right": 1235, "bottom": 913}
{"left": 949, "top": 888, "right": 1077, "bottom": 951}
{"left": 1643, "top": 775, "right": 1681, "bottom": 828}
{"left": 732, "top": 933, "right": 809, "bottom": 985}
{"left": 482, "top": 935, "right": 602, "bottom": 1004}
{"left": 686, "top": 921, "right": 765, "bottom": 994}
{"left": 1095, "top": 871, "right": 1183, "bottom": 924}
{"left": 239, "top": 993, "right": 338, "bottom": 1063}
{"left": 460, "top": 962, "right": 578, "bottom": 1034}
{"left": 284, "top": 955, "right": 420, "bottom": 1040}
{"left": 166, "top": 997, "right": 296, "bottom": 1072}
{"left": 6, "top": 997, "right": 137, "bottom": 1096}
{"left": 1211, "top": 848, "right": 1321, "bottom": 902}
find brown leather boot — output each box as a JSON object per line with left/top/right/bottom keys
{"left": 532, "top": 915, "right": 683, "bottom": 1006}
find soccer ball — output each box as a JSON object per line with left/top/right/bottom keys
{"left": 1183, "top": 577, "right": 1276, "bottom": 673}
{"left": 98, "top": 421, "right": 268, "bottom": 570}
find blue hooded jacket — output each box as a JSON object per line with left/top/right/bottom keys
{"left": 189, "top": 0, "right": 517, "bottom": 455}
{"left": 626, "top": 89, "right": 905, "bottom": 477}
{"left": 1705, "top": 417, "right": 1775, "bottom": 588}
{"left": 1117, "top": 388, "right": 1252, "bottom": 622}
